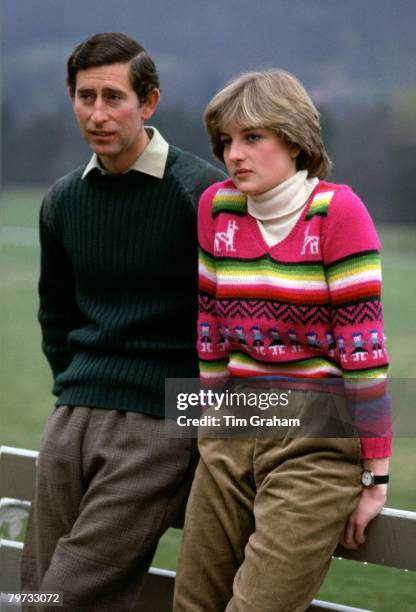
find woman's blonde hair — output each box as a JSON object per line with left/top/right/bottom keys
{"left": 204, "top": 69, "right": 332, "bottom": 179}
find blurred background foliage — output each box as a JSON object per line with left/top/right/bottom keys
{"left": 1, "top": 2, "right": 415, "bottom": 610}
{"left": 1, "top": 0, "right": 416, "bottom": 224}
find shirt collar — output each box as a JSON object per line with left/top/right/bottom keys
{"left": 81, "top": 127, "right": 169, "bottom": 180}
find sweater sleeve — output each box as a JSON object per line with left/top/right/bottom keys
{"left": 197, "top": 182, "right": 229, "bottom": 383}
{"left": 322, "top": 188, "right": 392, "bottom": 458}
{"left": 170, "top": 150, "right": 227, "bottom": 213}
{"left": 38, "top": 191, "right": 86, "bottom": 395}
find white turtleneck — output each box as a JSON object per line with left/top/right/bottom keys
{"left": 247, "top": 170, "right": 319, "bottom": 247}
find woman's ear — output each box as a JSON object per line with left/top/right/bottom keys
{"left": 290, "top": 145, "right": 301, "bottom": 159}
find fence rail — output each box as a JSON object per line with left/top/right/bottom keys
{"left": 1, "top": 445, "right": 415, "bottom": 612}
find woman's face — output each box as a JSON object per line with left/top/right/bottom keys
{"left": 220, "top": 125, "right": 298, "bottom": 196}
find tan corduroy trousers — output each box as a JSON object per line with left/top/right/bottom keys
{"left": 21, "top": 405, "right": 198, "bottom": 612}
{"left": 174, "top": 392, "right": 362, "bottom": 612}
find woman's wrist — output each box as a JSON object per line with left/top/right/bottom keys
{"left": 361, "top": 483, "right": 388, "bottom": 502}
{"left": 361, "top": 457, "right": 389, "bottom": 475}
{"left": 361, "top": 457, "right": 389, "bottom": 491}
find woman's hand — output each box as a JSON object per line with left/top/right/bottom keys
{"left": 340, "top": 484, "right": 387, "bottom": 549}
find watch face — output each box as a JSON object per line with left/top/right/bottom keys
{"left": 361, "top": 471, "right": 374, "bottom": 487}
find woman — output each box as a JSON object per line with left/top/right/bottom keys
{"left": 173, "top": 70, "right": 390, "bottom": 612}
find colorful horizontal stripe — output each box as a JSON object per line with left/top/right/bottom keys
{"left": 212, "top": 188, "right": 247, "bottom": 218}
{"left": 215, "top": 257, "right": 325, "bottom": 279}
{"left": 326, "top": 251, "right": 381, "bottom": 285}
{"left": 305, "top": 190, "right": 335, "bottom": 219}
{"left": 199, "top": 352, "right": 342, "bottom": 380}
{"left": 343, "top": 365, "right": 388, "bottom": 401}
{"left": 325, "top": 251, "right": 382, "bottom": 305}
{"left": 226, "top": 352, "right": 341, "bottom": 378}
{"left": 199, "top": 248, "right": 217, "bottom": 294}
{"left": 199, "top": 249, "right": 330, "bottom": 303}
{"left": 342, "top": 365, "right": 388, "bottom": 380}
{"left": 199, "top": 358, "right": 229, "bottom": 380}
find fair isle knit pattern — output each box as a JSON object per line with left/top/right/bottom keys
{"left": 197, "top": 179, "right": 391, "bottom": 458}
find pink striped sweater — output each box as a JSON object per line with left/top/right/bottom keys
{"left": 198, "top": 179, "right": 392, "bottom": 458}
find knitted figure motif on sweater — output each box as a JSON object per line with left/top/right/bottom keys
{"left": 198, "top": 179, "right": 391, "bottom": 458}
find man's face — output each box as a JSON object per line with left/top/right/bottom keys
{"left": 70, "top": 62, "right": 159, "bottom": 173}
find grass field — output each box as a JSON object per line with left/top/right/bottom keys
{"left": 1, "top": 188, "right": 415, "bottom": 611}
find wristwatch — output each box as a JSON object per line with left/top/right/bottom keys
{"left": 361, "top": 470, "right": 389, "bottom": 487}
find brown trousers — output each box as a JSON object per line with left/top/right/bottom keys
{"left": 21, "top": 406, "right": 198, "bottom": 612}
{"left": 174, "top": 394, "right": 362, "bottom": 612}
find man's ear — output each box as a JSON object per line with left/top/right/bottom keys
{"left": 68, "top": 87, "right": 76, "bottom": 106}
{"left": 141, "top": 89, "right": 161, "bottom": 120}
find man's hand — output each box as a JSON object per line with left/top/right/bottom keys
{"left": 339, "top": 484, "right": 387, "bottom": 549}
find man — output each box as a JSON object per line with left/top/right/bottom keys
{"left": 21, "top": 32, "right": 224, "bottom": 611}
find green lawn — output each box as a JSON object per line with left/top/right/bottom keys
{"left": 1, "top": 189, "right": 415, "bottom": 611}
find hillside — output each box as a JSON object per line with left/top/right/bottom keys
{"left": 2, "top": 0, "right": 416, "bottom": 117}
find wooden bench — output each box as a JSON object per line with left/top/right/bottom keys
{"left": 1, "top": 445, "right": 415, "bottom": 612}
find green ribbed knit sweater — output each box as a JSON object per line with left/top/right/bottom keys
{"left": 38, "top": 145, "right": 225, "bottom": 416}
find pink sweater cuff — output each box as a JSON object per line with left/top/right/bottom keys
{"left": 360, "top": 437, "right": 392, "bottom": 459}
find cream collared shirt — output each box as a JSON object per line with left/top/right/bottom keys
{"left": 81, "top": 127, "right": 169, "bottom": 180}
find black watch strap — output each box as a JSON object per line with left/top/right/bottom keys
{"left": 373, "top": 474, "right": 389, "bottom": 485}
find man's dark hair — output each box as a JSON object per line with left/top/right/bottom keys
{"left": 67, "top": 32, "right": 160, "bottom": 103}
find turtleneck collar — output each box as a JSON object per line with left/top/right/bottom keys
{"left": 246, "top": 170, "right": 319, "bottom": 247}
{"left": 247, "top": 170, "right": 318, "bottom": 221}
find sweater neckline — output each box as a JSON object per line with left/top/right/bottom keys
{"left": 247, "top": 170, "right": 313, "bottom": 221}
{"left": 246, "top": 180, "right": 323, "bottom": 254}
